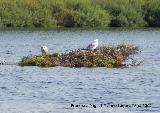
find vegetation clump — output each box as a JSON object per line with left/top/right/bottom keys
{"left": 19, "top": 44, "right": 139, "bottom": 68}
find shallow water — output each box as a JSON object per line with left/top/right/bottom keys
{"left": 0, "top": 29, "right": 160, "bottom": 113}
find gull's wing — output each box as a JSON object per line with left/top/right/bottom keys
{"left": 87, "top": 43, "right": 94, "bottom": 50}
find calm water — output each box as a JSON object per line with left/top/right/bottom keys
{"left": 0, "top": 29, "right": 160, "bottom": 113}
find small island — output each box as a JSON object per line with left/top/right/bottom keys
{"left": 19, "top": 44, "right": 139, "bottom": 68}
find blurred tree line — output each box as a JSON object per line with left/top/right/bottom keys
{"left": 0, "top": 0, "right": 160, "bottom": 28}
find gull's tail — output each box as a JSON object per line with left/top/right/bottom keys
{"left": 80, "top": 48, "right": 89, "bottom": 50}
{"left": 0, "top": 61, "right": 18, "bottom": 65}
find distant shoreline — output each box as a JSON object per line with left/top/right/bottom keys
{"left": 1, "top": 27, "right": 160, "bottom": 32}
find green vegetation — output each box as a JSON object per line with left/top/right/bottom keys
{"left": 19, "top": 44, "right": 139, "bottom": 68}
{"left": 144, "top": 0, "right": 160, "bottom": 27}
{"left": 0, "top": 0, "right": 159, "bottom": 28}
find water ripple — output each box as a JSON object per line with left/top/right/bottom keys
{"left": 0, "top": 30, "right": 160, "bottom": 113}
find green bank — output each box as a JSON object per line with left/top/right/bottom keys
{"left": 0, "top": 0, "right": 160, "bottom": 29}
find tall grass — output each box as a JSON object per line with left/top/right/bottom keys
{"left": 0, "top": 0, "right": 160, "bottom": 28}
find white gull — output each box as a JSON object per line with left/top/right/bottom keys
{"left": 86, "top": 39, "right": 98, "bottom": 50}
{"left": 41, "top": 46, "right": 49, "bottom": 55}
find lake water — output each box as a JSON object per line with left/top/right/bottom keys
{"left": 0, "top": 29, "right": 160, "bottom": 113}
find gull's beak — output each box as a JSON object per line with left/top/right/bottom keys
{"left": 94, "top": 39, "right": 98, "bottom": 41}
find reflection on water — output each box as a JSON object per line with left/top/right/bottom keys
{"left": 0, "top": 29, "right": 160, "bottom": 113}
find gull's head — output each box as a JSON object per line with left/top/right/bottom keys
{"left": 94, "top": 39, "right": 98, "bottom": 42}
{"left": 42, "top": 46, "right": 47, "bottom": 50}
{"left": 43, "top": 46, "right": 46, "bottom": 48}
